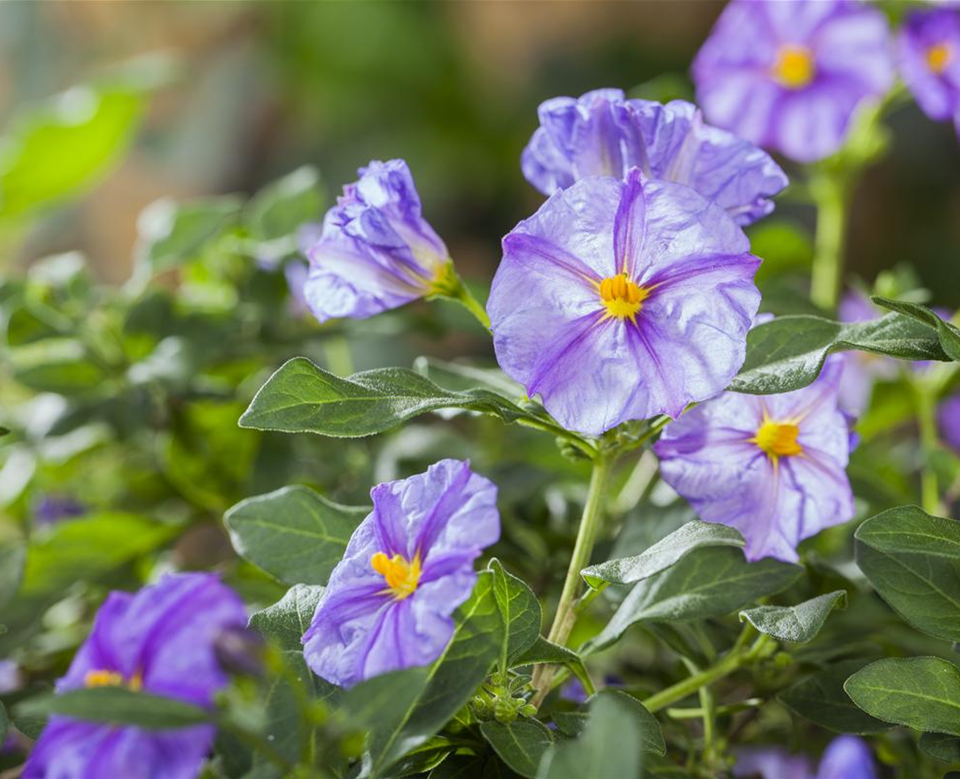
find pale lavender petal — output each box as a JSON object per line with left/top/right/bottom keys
{"left": 817, "top": 735, "right": 877, "bottom": 779}
{"left": 939, "top": 392, "right": 960, "bottom": 452}
{"left": 734, "top": 747, "right": 814, "bottom": 779}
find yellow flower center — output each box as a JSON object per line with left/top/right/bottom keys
{"left": 371, "top": 552, "right": 421, "bottom": 600}
{"left": 751, "top": 418, "right": 803, "bottom": 461}
{"left": 84, "top": 669, "right": 142, "bottom": 691}
{"left": 772, "top": 44, "right": 815, "bottom": 89}
{"left": 599, "top": 274, "right": 649, "bottom": 323}
{"left": 926, "top": 42, "right": 953, "bottom": 75}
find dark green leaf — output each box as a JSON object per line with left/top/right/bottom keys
{"left": 550, "top": 691, "right": 664, "bottom": 757}
{"left": 249, "top": 584, "right": 325, "bottom": 651}
{"left": 920, "top": 732, "right": 960, "bottom": 763}
{"left": 512, "top": 638, "right": 592, "bottom": 695}
{"left": 536, "top": 693, "right": 644, "bottom": 779}
{"left": 581, "top": 521, "right": 744, "bottom": 588}
{"left": 585, "top": 547, "right": 802, "bottom": 654}
{"left": 844, "top": 657, "right": 960, "bottom": 736}
{"left": 739, "top": 591, "right": 847, "bottom": 643}
{"left": 872, "top": 297, "right": 960, "bottom": 362}
{"left": 730, "top": 314, "right": 947, "bottom": 395}
{"left": 239, "top": 358, "right": 574, "bottom": 441}
{"left": 365, "top": 571, "right": 503, "bottom": 777}
{"left": 0, "top": 700, "right": 7, "bottom": 745}
{"left": 481, "top": 719, "right": 554, "bottom": 778}
{"left": 0, "top": 83, "right": 144, "bottom": 220}
{"left": 855, "top": 506, "right": 960, "bottom": 642}
{"left": 779, "top": 659, "right": 891, "bottom": 735}
{"left": 136, "top": 196, "right": 241, "bottom": 271}
{"left": 342, "top": 668, "right": 432, "bottom": 737}
{"left": 429, "top": 754, "right": 519, "bottom": 779}
{"left": 17, "top": 687, "right": 209, "bottom": 730}
{"left": 10, "top": 338, "right": 105, "bottom": 393}
{"left": 489, "top": 559, "right": 541, "bottom": 668}
{"left": 225, "top": 486, "right": 367, "bottom": 585}
{"left": 245, "top": 166, "right": 323, "bottom": 246}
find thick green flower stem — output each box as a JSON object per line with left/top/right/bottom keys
{"left": 641, "top": 632, "right": 775, "bottom": 714}
{"left": 531, "top": 453, "right": 613, "bottom": 704}
{"left": 809, "top": 173, "right": 850, "bottom": 313}
{"left": 430, "top": 264, "right": 491, "bottom": 330}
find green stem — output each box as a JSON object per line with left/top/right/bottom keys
{"left": 682, "top": 658, "right": 717, "bottom": 764}
{"left": 452, "top": 283, "right": 491, "bottom": 330}
{"left": 809, "top": 174, "right": 849, "bottom": 312}
{"left": 431, "top": 265, "right": 491, "bottom": 330}
{"left": 641, "top": 631, "right": 773, "bottom": 714}
{"left": 914, "top": 381, "right": 941, "bottom": 514}
{"left": 531, "top": 453, "right": 613, "bottom": 702}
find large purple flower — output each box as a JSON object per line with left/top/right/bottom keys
{"left": 693, "top": 0, "right": 894, "bottom": 163}
{"left": 735, "top": 735, "right": 876, "bottom": 779}
{"left": 654, "top": 359, "right": 855, "bottom": 562}
{"left": 24, "top": 573, "right": 246, "bottom": 779}
{"left": 898, "top": 8, "right": 960, "bottom": 135}
{"left": 521, "top": 89, "right": 788, "bottom": 225}
{"left": 302, "top": 459, "right": 499, "bottom": 688}
{"left": 487, "top": 169, "right": 761, "bottom": 436}
{"left": 301, "top": 159, "right": 452, "bottom": 322}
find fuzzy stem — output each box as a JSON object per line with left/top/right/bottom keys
{"left": 810, "top": 174, "right": 849, "bottom": 312}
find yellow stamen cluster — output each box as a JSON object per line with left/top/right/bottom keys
{"left": 772, "top": 44, "right": 815, "bottom": 89}
{"left": 599, "top": 273, "right": 648, "bottom": 323}
{"left": 84, "top": 669, "right": 142, "bottom": 691}
{"left": 371, "top": 552, "right": 422, "bottom": 600}
{"left": 926, "top": 42, "right": 953, "bottom": 75}
{"left": 751, "top": 418, "right": 803, "bottom": 462}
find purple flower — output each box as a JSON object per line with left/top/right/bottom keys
{"left": 898, "top": 8, "right": 960, "bottom": 135}
{"left": 33, "top": 495, "right": 85, "bottom": 526}
{"left": 0, "top": 660, "right": 22, "bottom": 694}
{"left": 735, "top": 735, "right": 876, "bottom": 779}
{"left": 836, "top": 290, "right": 899, "bottom": 414}
{"left": 24, "top": 573, "right": 246, "bottom": 779}
{"left": 302, "top": 459, "right": 499, "bottom": 688}
{"left": 939, "top": 392, "right": 960, "bottom": 452}
{"left": 302, "top": 159, "right": 452, "bottom": 323}
{"left": 693, "top": 0, "right": 894, "bottom": 163}
{"left": 654, "top": 359, "right": 855, "bottom": 562}
{"left": 521, "top": 89, "right": 788, "bottom": 225}
{"left": 487, "top": 169, "right": 761, "bottom": 436}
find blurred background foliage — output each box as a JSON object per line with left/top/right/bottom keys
{"left": 0, "top": 4, "right": 959, "bottom": 775}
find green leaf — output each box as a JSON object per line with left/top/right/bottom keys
{"left": 919, "top": 732, "right": 960, "bottom": 763}
{"left": 855, "top": 506, "right": 960, "bottom": 642}
{"left": 512, "top": 638, "right": 592, "bottom": 696}
{"left": 844, "top": 657, "right": 960, "bottom": 736}
{"left": 489, "top": 559, "right": 542, "bottom": 669}
{"left": 779, "top": 659, "right": 891, "bottom": 735}
{"left": 0, "top": 83, "right": 144, "bottom": 220}
{"left": 0, "top": 700, "right": 7, "bottom": 745}
{"left": 729, "top": 313, "right": 947, "bottom": 395}
{"left": 739, "top": 591, "right": 847, "bottom": 643}
{"left": 17, "top": 687, "right": 209, "bottom": 730}
{"left": 225, "top": 486, "right": 367, "bottom": 585}
{"left": 244, "top": 166, "right": 323, "bottom": 247}
{"left": 585, "top": 547, "right": 802, "bottom": 654}
{"left": 249, "top": 584, "right": 325, "bottom": 651}
{"left": 550, "top": 691, "right": 665, "bottom": 757}
{"left": 136, "top": 196, "right": 241, "bottom": 271}
{"left": 872, "top": 297, "right": 960, "bottom": 362}
{"left": 365, "top": 571, "right": 503, "bottom": 777}
{"left": 239, "top": 358, "right": 575, "bottom": 441}
{"left": 536, "top": 692, "right": 644, "bottom": 779}
{"left": 342, "top": 667, "right": 432, "bottom": 737}
{"left": 9, "top": 338, "right": 105, "bottom": 394}
{"left": 581, "top": 521, "right": 744, "bottom": 588}
{"left": 480, "top": 719, "right": 555, "bottom": 778}
{"left": 0, "top": 544, "right": 25, "bottom": 610}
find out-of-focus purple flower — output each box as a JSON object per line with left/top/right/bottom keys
{"left": 487, "top": 169, "right": 760, "bottom": 436}
{"left": 654, "top": 359, "right": 855, "bottom": 562}
{"left": 303, "top": 459, "right": 500, "bottom": 689}
{"left": 284, "top": 259, "right": 311, "bottom": 318}
{"left": 521, "top": 89, "right": 788, "bottom": 225}
{"left": 939, "top": 392, "right": 960, "bottom": 452}
{"left": 693, "top": 0, "right": 894, "bottom": 163}
{"left": 836, "top": 290, "right": 899, "bottom": 414}
{"left": 33, "top": 495, "right": 85, "bottom": 526}
{"left": 301, "top": 159, "right": 452, "bottom": 323}
{"left": 899, "top": 8, "right": 960, "bottom": 135}
{"left": 24, "top": 573, "right": 246, "bottom": 779}
{"left": 735, "top": 735, "right": 876, "bottom": 779}
{"left": 0, "top": 660, "right": 22, "bottom": 693}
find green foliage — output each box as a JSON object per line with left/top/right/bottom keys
{"left": 480, "top": 719, "right": 554, "bottom": 778}
{"left": 855, "top": 506, "right": 960, "bottom": 642}
{"left": 249, "top": 584, "right": 325, "bottom": 651}
{"left": 225, "top": 486, "right": 367, "bottom": 585}
{"left": 489, "top": 559, "right": 542, "bottom": 669}
{"left": 17, "top": 687, "right": 210, "bottom": 730}
{"left": 845, "top": 657, "right": 960, "bottom": 736}
{"left": 739, "top": 591, "right": 847, "bottom": 643}
{"left": 873, "top": 297, "right": 960, "bottom": 361}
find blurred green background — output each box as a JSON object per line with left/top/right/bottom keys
{"left": 2, "top": 0, "right": 958, "bottom": 304}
